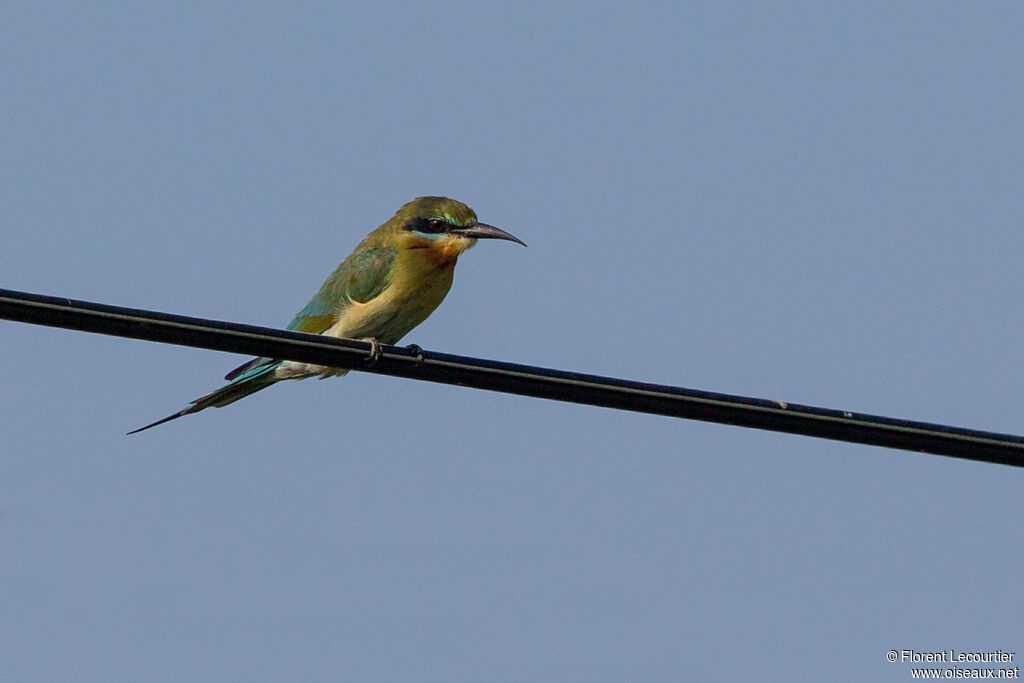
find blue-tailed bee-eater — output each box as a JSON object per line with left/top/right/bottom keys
{"left": 129, "top": 196, "right": 525, "bottom": 433}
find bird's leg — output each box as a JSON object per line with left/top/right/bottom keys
{"left": 405, "top": 343, "right": 425, "bottom": 364}
{"left": 362, "top": 338, "right": 382, "bottom": 367}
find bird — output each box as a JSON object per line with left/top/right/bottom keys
{"left": 129, "top": 196, "right": 525, "bottom": 434}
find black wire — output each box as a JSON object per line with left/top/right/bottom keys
{"left": 2, "top": 286, "right": 1023, "bottom": 467}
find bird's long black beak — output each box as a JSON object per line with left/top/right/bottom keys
{"left": 457, "top": 222, "right": 527, "bottom": 246}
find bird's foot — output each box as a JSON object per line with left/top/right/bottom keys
{"left": 405, "top": 343, "right": 425, "bottom": 364}
{"left": 363, "top": 338, "right": 382, "bottom": 367}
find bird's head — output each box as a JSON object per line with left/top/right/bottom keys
{"left": 389, "top": 196, "right": 525, "bottom": 263}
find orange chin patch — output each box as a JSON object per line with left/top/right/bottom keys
{"left": 416, "top": 234, "right": 474, "bottom": 266}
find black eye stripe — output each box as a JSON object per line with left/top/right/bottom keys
{"left": 405, "top": 217, "right": 448, "bottom": 234}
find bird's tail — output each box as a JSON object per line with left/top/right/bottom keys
{"left": 128, "top": 359, "right": 281, "bottom": 434}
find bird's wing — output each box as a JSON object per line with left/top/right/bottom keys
{"left": 285, "top": 246, "right": 397, "bottom": 333}
{"left": 223, "top": 246, "right": 396, "bottom": 381}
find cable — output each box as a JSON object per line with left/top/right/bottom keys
{"left": 2, "top": 286, "right": 1023, "bottom": 467}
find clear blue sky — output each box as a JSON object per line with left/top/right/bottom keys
{"left": 3, "top": 2, "right": 1022, "bottom": 681}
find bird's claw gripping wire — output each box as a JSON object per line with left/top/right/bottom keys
{"left": 363, "top": 338, "right": 382, "bottom": 367}
{"left": 405, "top": 343, "right": 425, "bottom": 364}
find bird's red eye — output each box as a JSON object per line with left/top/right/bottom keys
{"left": 406, "top": 217, "right": 447, "bottom": 234}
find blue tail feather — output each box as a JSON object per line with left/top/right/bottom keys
{"left": 128, "top": 359, "right": 282, "bottom": 434}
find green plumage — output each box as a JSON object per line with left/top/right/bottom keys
{"left": 129, "top": 196, "right": 523, "bottom": 434}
